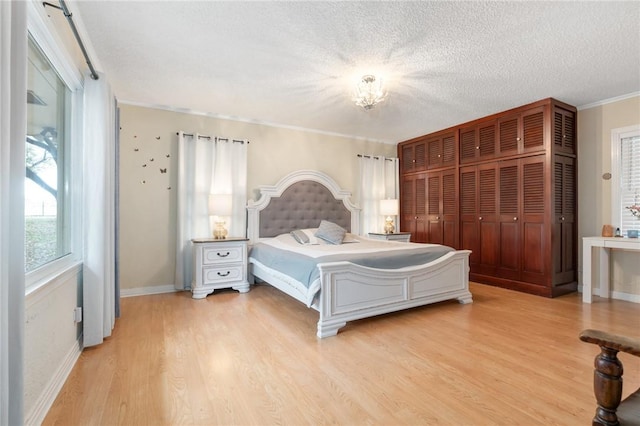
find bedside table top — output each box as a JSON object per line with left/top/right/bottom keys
{"left": 368, "top": 232, "right": 411, "bottom": 236}
{"left": 191, "top": 237, "right": 249, "bottom": 243}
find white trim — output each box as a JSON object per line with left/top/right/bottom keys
{"left": 610, "top": 124, "right": 640, "bottom": 231}
{"left": 24, "top": 337, "right": 82, "bottom": 426}
{"left": 120, "top": 285, "right": 180, "bottom": 298}
{"left": 118, "top": 99, "right": 393, "bottom": 145}
{"left": 25, "top": 261, "right": 82, "bottom": 307}
{"left": 578, "top": 91, "right": 640, "bottom": 111}
{"left": 27, "top": 0, "right": 83, "bottom": 90}
{"left": 579, "top": 285, "right": 640, "bottom": 304}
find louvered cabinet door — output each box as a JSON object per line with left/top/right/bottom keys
{"left": 521, "top": 107, "right": 545, "bottom": 154}
{"left": 400, "top": 140, "right": 427, "bottom": 174}
{"left": 498, "top": 114, "right": 519, "bottom": 157}
{"left": 425, "top": 169, "right": 458, "bottom": 247}
{"left": 497, "top": 106, "right": 546, "bottom": 157}
{"left": 441, "top": 169, "right": 458, "bottom": 248}
{"left": 427, "top": 174, "right": 442, "bottom": 244}
{"left": 498, "top": 160, "right": 521, "bottom": 280}
{"left": 477, "top": 164, "right": 500, "bottom": 276}
{"left": 520, "top": 156, "right": 547, "bottom": 285}
{"left": 400, "top": 174, "right": 427, "bottom": 242}
{"left": 553, "top": 155, "right": 576, "bottom": 284}
{"left": 427, "top": 132, "right": 457, "bottom": 169}
{"left": 460, "top": 126, "right": 477, "bottom": 164}
{"left": 459, "top": 167, "right": 479, "bottom": 267}
{"left": 553, "top": 108, "right": 576, "bottom": 155}
{"left": 441, "top": 134, "right": 457, "bottom": 167}
{"left": 460, "top": 123, "right": 495, "bottom": 164}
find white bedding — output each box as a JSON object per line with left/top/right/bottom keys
{"left": 250, "top": 233, "right": 453, "bottom": 307}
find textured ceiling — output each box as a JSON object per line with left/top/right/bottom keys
{"left": 72, "top": 1, "right": 640, "bottom": 144}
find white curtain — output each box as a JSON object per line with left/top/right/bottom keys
{"left": 358, "top": 155, "right": 399, "bottom": 234}
{"left": 83, "top": 73, "right": 117, "bottom": 347}
{"left": 0, "top": 2, "right": 27, "bottom": 424}
{"left": 175, "top": 133, "right": 248, "bottom": 290}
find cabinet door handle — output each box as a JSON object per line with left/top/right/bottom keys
{"left": 475, "top": 146, "right": 480, "bottom": 150}
{"left": 217, "top": 252, "right": 230, "bottom": 257}
{"left": 479, "top": 216, "right": 483, "bottom": 221}
{"left": 561, "top": 216, "right": 565, "bottom": 221}
{"left": 217, "top": 271, "right": 231, "bottom": 277}
{"left": 513, "top": 217, "right": 518, "bottom": 221}
{"left": 516, "top": 137, "right": 521, "bottom": 142}
{"left": 414, "top": 216, "right": 418, "bottom": 220}
{"left": 436, "top": 216, "right": 440, "bottom": 220}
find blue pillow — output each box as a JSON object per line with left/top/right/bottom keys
{"left": 315, "top": 220, "right": 347, "bottom": 245}
{"left": 290, "top": 229, "right": 310, "bottom": 244}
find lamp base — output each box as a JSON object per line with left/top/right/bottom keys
{"left": 384, "top": 217, "right": 395, "bottom": 234}
{"left": 213, "top": 221, "right": 228, "bottom": 239}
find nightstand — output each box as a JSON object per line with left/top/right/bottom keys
{"left": 191, "top": 238, "right": 250, "bottom": 299}
{"left": 368, "top": 232, "right": 411, "bottom": 243}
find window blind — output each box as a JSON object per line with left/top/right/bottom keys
{"left": 620, "top": 134, "right": 640, "bottom": 232}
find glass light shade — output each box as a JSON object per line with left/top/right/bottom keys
{"left": 354, "top": 75, "right": 387, "bottom": 110}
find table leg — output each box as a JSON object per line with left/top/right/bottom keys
{"left": 599, "top": 247, "right": 610, "bottom": 299}
{"left": 583, "top": 240, "right": 593, "bottom": 303}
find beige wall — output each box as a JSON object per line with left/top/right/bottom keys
{"left": 118, "top": 104, "right": 396, "bottom": 291}
{"left": 578, "top": 94, "right": 640, "bottom": 298}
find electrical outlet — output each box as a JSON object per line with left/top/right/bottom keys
{"left": 73, "top": 307, "right": 82, "bottom": 323}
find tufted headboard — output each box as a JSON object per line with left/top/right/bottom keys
{"left": 246, "top": 170, "right": 360, "bottom": 243}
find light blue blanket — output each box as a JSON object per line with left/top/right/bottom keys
{"left": 249, "top": 242, "right": 454, "bottom": 288}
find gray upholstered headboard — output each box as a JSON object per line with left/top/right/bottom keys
{"left": 246, "top": 170, "right": 360, "bottom": 243}
{"left": 258, "top": 180, "right": 351, "bottom": 238}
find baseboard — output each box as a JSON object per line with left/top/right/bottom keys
{"left": 120, "top": 284, "right": 181, "bottom": 298}
{"left": 25, "top": 335, "right": 82, "bottom": 426}
{"left": 578, "top": 285, "right": 640, "bottom": 303}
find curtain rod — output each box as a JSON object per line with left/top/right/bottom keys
{"left": 43, "top": 1, "right": 99, "bottom": 80}
{"left": 176, "top": 132, "right": 249, "bottom": 144}
{"left": 357, "top": 154, "right": 396, "bottom": 161}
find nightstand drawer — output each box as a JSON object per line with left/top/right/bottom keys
{"left": 202, "top": 264, "right": 245, "bottom": 285}
{"left": 202, "top": 245, "right": 244, "bottom": 264}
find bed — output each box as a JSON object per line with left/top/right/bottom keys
{"left": 246, "top": 170, "right": 472, "bottom": 338}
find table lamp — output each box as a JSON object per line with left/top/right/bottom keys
{"left": 209, "top": 194, "right": 233, "bottom": 239}
{"left": 379, "top": 198, "right": 399, "bottom": 234}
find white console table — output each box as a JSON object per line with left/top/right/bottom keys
{"left": 582, "top": 236, "right": 640, "bottom": 303}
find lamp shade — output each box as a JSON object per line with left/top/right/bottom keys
{"left": 379, "top": 199, "right": 399, "bottom": 216}
{"left": 208, "top": 194, "right": 233, "bottom": 216}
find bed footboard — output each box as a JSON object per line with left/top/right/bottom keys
{"left": 316, "top": 250, "right": 472, "bottom": 338}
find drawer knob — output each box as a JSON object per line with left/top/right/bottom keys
{"left": 217, "top": 252, "right": 230, "bottom": 257}
{"left": 217, "top": 271, "right": 231, "bottom": 277}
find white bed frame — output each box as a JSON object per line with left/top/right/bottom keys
{"left": 247, "top": 170, "right": 472, "bottom": 338}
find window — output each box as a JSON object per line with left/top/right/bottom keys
{"left": 25, "top": 35, "right": 73, "bottom": 272}
{"left": 612, "top": 125, "right": 640, "bottom": 235}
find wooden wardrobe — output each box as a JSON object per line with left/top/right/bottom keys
{"left": 398, "top": 98, "right": 577, "bottom": 297}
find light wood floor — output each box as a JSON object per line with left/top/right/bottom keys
{"left": 43, "top": 282, "right": 640, "bottom": 426}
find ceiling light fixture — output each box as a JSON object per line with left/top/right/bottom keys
{"left": 354, "top": 74, "right": 387, "bottom": 110}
